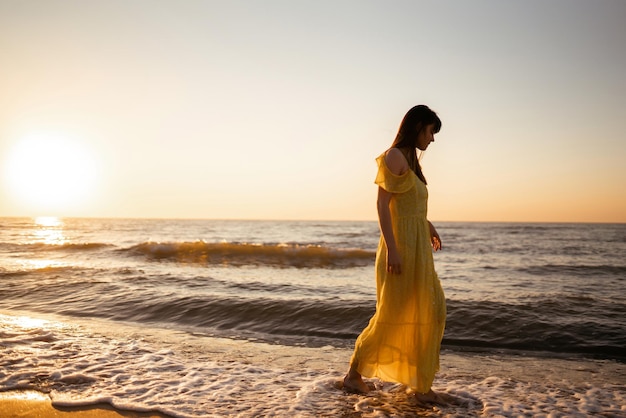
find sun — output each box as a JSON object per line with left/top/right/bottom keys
{"left": 3, "top": 133, "right": 99, "bottom": 215}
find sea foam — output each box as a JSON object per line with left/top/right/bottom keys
{"left": 1, "top": 312, "right": 624, "bottom": 417}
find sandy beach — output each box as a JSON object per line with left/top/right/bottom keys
{"left": 0, "top": 390, "right": 169, "bottom": 418}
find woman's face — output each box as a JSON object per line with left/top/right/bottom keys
{"left": 416, "top": 124, "right": 436, "bottom": 151}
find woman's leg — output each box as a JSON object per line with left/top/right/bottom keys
{"left": 343, "top": 362, "right": 370, "bottom": 394}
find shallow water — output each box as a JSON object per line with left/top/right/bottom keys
{"left": 1, "top": 312, "right": 624, "bottom": 417}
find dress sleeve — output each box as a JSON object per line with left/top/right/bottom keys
{"left": 374, "top": 154, "right": 415, "bottom": 194}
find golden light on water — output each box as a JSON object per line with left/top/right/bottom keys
{"left": 34, "top": 216, "right": 67, "bottom": 245}
{"left": 0, "top": 313, "right": 66, "bottom": 334}
{"left": 21, "top": 259, "right": 66, "bottom": 270}
{"left": 2, "top": 216, "right": 70, "bottom": 271}
{"left": 12, "top": 315, "right": 48, "bottom": 329}
{"left": 35, "top": 216, "right": 62, "bottom": 228}
{"left": 3, "top": 134, "right": 99, "bottom": 214}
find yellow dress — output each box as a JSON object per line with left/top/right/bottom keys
{"left": 350, "top": 152, "right": 446, "bottom": 393}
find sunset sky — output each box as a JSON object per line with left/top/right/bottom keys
{"left": 1, "top": 0, "right": 625, "bottom": 222}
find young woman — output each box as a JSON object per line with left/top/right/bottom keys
{"left": 343, "top": 105, "right": 447, "bottom": 403}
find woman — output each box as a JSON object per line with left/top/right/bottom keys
{"left": 343, "top": 105, "right": 446, "bottom": 402}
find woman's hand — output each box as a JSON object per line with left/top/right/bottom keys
{"left": 428, "top": 221, "right": 442, "bottom": 251}
{"left": 386, "top": 248, "right": 402, "bottom": 275}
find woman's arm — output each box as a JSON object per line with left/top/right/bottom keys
{"left": 378, "top": 187, "right": 402, "bottom": 274}
{"left": 377, "top": 148, "right": 408, "bottom": 275}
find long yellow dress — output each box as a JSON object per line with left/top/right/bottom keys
{"left": 350, "top": 152, "right": 446, "bottom": 393}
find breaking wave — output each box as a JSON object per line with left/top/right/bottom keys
{"left": 124, "top": 241, "right": 376, "bottom": 268}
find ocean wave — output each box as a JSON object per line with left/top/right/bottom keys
{"left": 124, "top": 241, "right": 375, "bottom": 268}
{"left": 84, "top": 295, "right": 372, "bottom": 343}
{"left": 1, "top": 242, "right": 114, "bottom": 253}
{"left": 445, "top": 299, "right": 626, "bottom": 359}
{"left": 517, "top": 263, "right": 626, "bottom": 277}
{"left": 96, "top": 295, "right": 626, "bottom": 358}
{"left": 10, "top": 280, "right": 621, "bottom": 359}
{"left": 0, "top": 265, "right": 90, "bottom": 278}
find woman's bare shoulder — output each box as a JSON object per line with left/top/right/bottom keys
{"left": 384, "top": 148, "right": 409, "bottom": 175}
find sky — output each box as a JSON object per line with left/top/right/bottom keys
{"left": 1, "top": 0, "right": 625, "bottom": 222}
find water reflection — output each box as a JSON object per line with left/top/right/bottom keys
{"left": 1, "top": 313, "right": 66, "bottom": 332}
{"left": 34, "top": 216, "right": 67, "bottom": 245}
{"left": 35, "top": 216, "right": 62, "bottom": 227}
{"left": 21, "top": 259, "right": 65, "bottom": 270}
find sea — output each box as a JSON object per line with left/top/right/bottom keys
{"left": 0, "top": 217, "right": 624, "bottom": 417}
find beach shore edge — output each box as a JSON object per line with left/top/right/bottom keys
{"left": 0, "top": 390, "right": 171, "bottom": 418}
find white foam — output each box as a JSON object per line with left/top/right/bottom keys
{"left": 1, "top": 312, "right": 624, "bottom": 417}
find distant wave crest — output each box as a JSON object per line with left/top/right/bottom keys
{"left": 5, "top": 242, "right": 115, "bottom": 252}
{"left": 125, "top": 241, "right": 375, "bottom": 268}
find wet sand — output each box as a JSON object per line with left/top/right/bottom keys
{"left": 0, "top": 390, "right": 170, "bottom": 418}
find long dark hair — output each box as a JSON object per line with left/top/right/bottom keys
{"left": 391, "top": 105, "right": 441, "bottom": 184}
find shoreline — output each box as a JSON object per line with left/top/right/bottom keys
{"left": 3, "top": 350, "right": 625, "bottom": 417}
{"left": 2, "top": 311, "right": 625, "bottom": 416}
{"left": 0, "top": 390, "right": 171, "bottom": 418}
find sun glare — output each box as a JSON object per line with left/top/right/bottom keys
{"left": 3, "top": 134, "right": 99, "bottom": 214}
{"left": 33, "top": 216, "right": 67, "bottom": 245}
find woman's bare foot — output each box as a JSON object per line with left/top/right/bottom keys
{"left": 414, "top": 389, "right": 451, "bottom": 406}
{"left": 342, "top": 372, "right": 370, "bottom": 394}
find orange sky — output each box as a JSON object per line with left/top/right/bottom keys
{"left": 1, "top": 1, "right": 625, "bottom": 222}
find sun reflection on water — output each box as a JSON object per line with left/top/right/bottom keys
{"left": 33, "top": 216, "right": 67, "bottom": 245}
{"left": 13, "top": 315, "right": 49, "bottom": 329}
{"left": 35, "top": 216, "right": 62, "bottom": 227}
{"left": 21, "top": 259, "right": 65, "bottom": 270}
{"left": 0, "top": 313, "right": 67, "bottom": 333}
